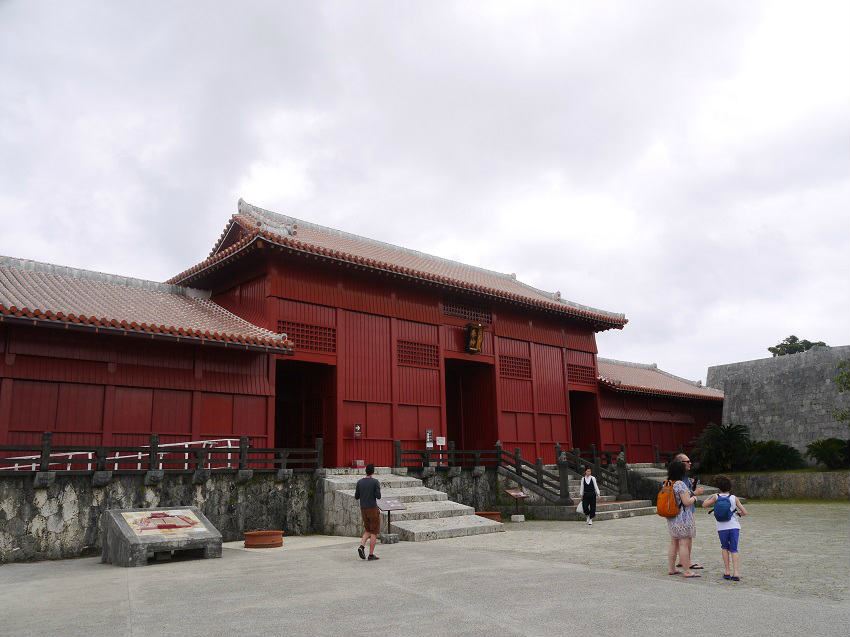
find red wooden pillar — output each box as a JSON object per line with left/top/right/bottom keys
{"left": 437, "top": 322, "right": 447, "bottom": 443}
{"left": 561, "top": 347, "right": 572, "bottom": 450}
{"left": 266, "top": 354, "right": 276, "bottom": 450}
{"left": 492, "top": 327, "right": 504, "bottom": 444}
{"left": 390, "top": 317, "right": 399, "bottom": 447}
{"left": 529, "top": 339, "right": 540, "bottom": 460}
{"left": 334, "top": 308, "right": 345, "bottom": 467}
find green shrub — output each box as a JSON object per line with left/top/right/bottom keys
{"left": 806, "top": 438, "right": 850, "bottom": 470}
{"left": 748, "top": 440, "right": 805, "bottom": 471}
{"left": 694, "top": 423, "right": 751, "bottom": 472}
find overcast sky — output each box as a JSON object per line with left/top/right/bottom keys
{"left": 1, "top": 1, "right": 848, "bottom": 382}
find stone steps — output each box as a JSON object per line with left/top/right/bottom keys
{"left": 392, "top": 514, "right": 504, "bottom": 541}
{"left": 628, "top": 466, "right": 721, "bottom": 504}
{"left": 322, "top": 474, "right": 424, "bottom": 491}
{"left": 338, "top": 486, "right": 448, "bottom": 503}
{"left": 509, "top": 498, "right": 657, "bottom": 522}
{"left": 568, "top": 492, "right": 616, "bottom": 502}
{"left": 590, "top": 506, "right": 657, "bottom": 521}
{"left": 322, "top": 469, "right": 505, "bottom": 541}
{"left": 389, "top": 500, "right": 473, "bottom": 522}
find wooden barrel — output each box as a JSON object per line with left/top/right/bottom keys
{"left": 243, "top": 530, "right": 283, "bottom": 548}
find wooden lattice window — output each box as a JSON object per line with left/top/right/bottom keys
{"left": 568, "top": 364, "right": 596, "bottom": 385}
{"left": 277, "top": 321, "right": 336, "bottom": 353}
{"left": 500, "top": 355, "right": 532, "bottom": 379}
{"left": 397, "top": 341, "right": 439, "bottom": 368}
{"left": 442, "top": 300, "right": 492, "bottom": 324}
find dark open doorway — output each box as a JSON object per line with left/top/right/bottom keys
{"left": 569, "top": 390, "right": 600, "bottom": 452}
{"left": 275, "top": 360, "right": 336, "bottom": 456}
{"left": 445, "top": 359, "right": 497, "bottom": 451}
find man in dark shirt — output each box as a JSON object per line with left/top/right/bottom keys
{"left": 355, "top": 464, "right": 382, "bottom": 560}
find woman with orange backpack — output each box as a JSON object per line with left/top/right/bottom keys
{"left": 664, "top": 459, "right": 700, "bottom": 578}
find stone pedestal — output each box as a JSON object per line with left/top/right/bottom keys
{"left": 379, "top": 532, "right": 400, "bottom": 544}
{"left": 510, "top": 514, "right": 526, "bottom": 523}
{"left": 101, "top": 506, "right": 222, "bottom": 567}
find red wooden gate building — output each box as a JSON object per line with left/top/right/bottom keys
{"left": 0, "top": 200, "right": 721, "bottom": 466}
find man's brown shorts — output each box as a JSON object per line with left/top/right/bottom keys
{"left": 361, "top": 507, "right": 381, "bottom": 535}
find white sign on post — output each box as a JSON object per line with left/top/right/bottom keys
{"left": 436, "top": 436, "right": 446, "bottom": 447}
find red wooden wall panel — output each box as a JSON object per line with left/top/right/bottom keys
{"left": 396, "top": 404, "right": 419, "bottom": 439}
{"left": 152, "top": 390, "right": 192, "bottom": 434}
{"left": 113, "top": 387, "right": 153, "bottom": 433}
{"left": 398, "top": 367, "right": 440, "bottom": 406}
{"left": 10, "top": 380, "right": 58, "bottom": 431}
{"left": 213, "top": 273, "right": 268, "bottom": 329}
{"left": 533, "top": 344, "right": 567, "bottom": 415}
{"left": 341, "top": 311, "right": 391, "bottom": 403}
{"left": 277, "top": 298, "right": 337, "bottom": 327}
{"left": 597, "top": 386, "right": 720, "bottom": 462}
{"left": 397, "top": 319, "right": 438, "bottom": 344}
{"left": 55, "top": 384, "right": 104, "bottom": 433}
{"left": 200, "top": 393, "right": 233, "bottom": 436}
{"left": 234, "top": 395, "right": 267, "bottom": 437}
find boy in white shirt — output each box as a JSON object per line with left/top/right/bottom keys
{"left": 702, "top": 475, "right": 749, "bottom": 581}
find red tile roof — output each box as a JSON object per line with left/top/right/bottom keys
{"left": 168, "top": 200, "right": 628, "bottom": 331}
{"left": 0, "top": 257, "right": 292, "bottom": 352}
{"left": 597, "top": 358, "right": 723, "bottom": 401}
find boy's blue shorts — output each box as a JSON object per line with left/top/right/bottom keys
{"left": 717, "top": 528, "right": 740, "bottom": 553}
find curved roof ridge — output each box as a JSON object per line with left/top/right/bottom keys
{"left": 598, "top": 357, "right": 705, "bottom": 387}
{"left": 597, "top": 357, "right": 658, "bottom": 370}
{"left": 239, "top": 198, "right": 521, "bottom": 280}
{"left": 0, "top": 255, "right": 210, "bottom": 299}
{"left": 237, "top": 199, "right": 625, "bottom": 322}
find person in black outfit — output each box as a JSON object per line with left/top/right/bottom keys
{"left": 355, "top": 464, "right": 382, "bottom": 560}
{"left": 579, "top": 466, "right": 600, "bottom": 525}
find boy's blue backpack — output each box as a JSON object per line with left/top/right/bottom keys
{"left": 713, "top": 494, "right": 735, "bottom": 522}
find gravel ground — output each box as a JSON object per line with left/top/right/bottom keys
{"left": 440, "top": 500, "right": 850, "bottom": 602}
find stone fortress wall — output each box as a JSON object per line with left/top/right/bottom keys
{"left": 707, "top": 345, "right": 850, "bottom": 456}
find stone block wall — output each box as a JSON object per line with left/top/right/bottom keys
{"left": 0, "top": 473, "right": 315, "bottom": 564}
{"left": 409, "top": 468, "right": 498, "bottom": 510}
{"left": 707, "top": 345, "right": 850, "bottom": 456}
{"left": 702, "top": 471, "right": 849, "bottom": 500}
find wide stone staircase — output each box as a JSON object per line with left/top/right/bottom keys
{"left": 627, "top": 463, "right": 720, "bottom": 503}
{"left": 499, "top": 464, "right": 656, "bottom": 521}
{"left": 318, "top": 468, "right": 504, "bottom": 542}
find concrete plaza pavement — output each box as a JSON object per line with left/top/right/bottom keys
{"left": 1, "top": 502, "right": 847, "bottom": 637}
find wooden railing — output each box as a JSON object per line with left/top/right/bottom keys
{"left": 553, "top": 444, "right": 620, "bottom": 495}
{"left": 394, "top": 440, "right": 632, "bottom": 505}
{"left": 0, "top": 433, "right": 323, "bottom": 475}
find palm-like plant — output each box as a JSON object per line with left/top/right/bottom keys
{"left": 693, "top": 423, "right": 751, "bottom": 472}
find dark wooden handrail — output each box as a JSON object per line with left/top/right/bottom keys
{"left": 0, "top": 434, "right": 323, "bottom": 475}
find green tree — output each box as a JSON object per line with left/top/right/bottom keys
{"left": 693, "top": 423, "right": 751, "bottom": 472}
{"left": 768, "top": 335, "right": 827, "bottom": 357}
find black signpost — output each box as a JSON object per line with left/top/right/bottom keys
{"left": 504, "top": 487, "right": 528, "bottom": 518}
{"left": 377, "top": 498, "right": 406, "bottom": 535}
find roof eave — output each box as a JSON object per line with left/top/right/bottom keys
{"left": 170, "top": 224, "right": 628, "bottom": 331}
{"left": 0, "top": 313, "right": 294, "bottom": 355}
{"left": 598, "top": 379, "right": 723, "bottom": 402}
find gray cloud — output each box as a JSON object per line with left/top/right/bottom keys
{"left": 1, "top": 0, "right": 848, "bottom": 381}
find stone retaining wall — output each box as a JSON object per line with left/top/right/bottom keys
{"left": 702, "top": 471, "right": 849, "bottom": 500}
{"left": 408, "top": 467, "right": 498, "bottom": 510}
{"left": 0, "top": 473, "right": 315, "bottom": 564}
{"left": 707, "top": 345, "right": 850, "bottom": 456}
